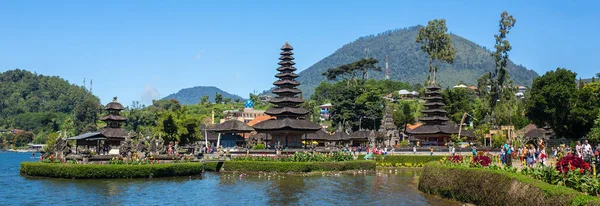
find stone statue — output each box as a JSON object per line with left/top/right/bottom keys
{"left": 218, "top": 146, "right": 224, "bottom": 159}
{"left": 136, "top": 138, "right": 147, "bottom": 153}
{"left": 149, "top": 136, "right": 157, "bottom": 155}
{"left": 155, "top": 136, "right": 164, "bottom": 154}
{"left": 119, "top": 136, "right": 133, "bottom": 159}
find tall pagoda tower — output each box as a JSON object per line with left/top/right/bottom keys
{"left": 253, "top": 42, "right": 321, "bottom": 148}
{"left": 406, "top": 85, "right": 461, "bottom": 145}
{"left": 99, "top": 97, "right": 129, "bottom": 145}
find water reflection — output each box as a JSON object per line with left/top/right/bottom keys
{"left": 4, "top": 153, "right": 458, "bottom": 205}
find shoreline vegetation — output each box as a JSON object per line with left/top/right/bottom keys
{"left": 20, "top": 162, "right": 204, "bottom": 179}
{"left": 20, "top": 153, "right": 445, "bottom": 178}
{"left": 419, "top": 162, "right": 600, "bottom": 205}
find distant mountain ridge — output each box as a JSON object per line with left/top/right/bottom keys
{"left": 163, "top": 86, "right": 244, "bottom": 104}
{"left": 293, "top": 26, "right": 538, "bottom": 98}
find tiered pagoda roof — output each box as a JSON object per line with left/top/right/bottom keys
{"left": 407, "top": 85, "right": 460, "bottom": 135}
{"left": 99, "top": 97, "right": 129, "bottom": 139}
{"left": 253, "top": 42, "right": 321, "bottom": 132}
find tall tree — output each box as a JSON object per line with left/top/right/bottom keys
{"left": 214, "top": 92, "right": 223, "bottom": 104}
{"left": 200, "top": 95, "right": 209, "bottom": 104}
{"left": 322, "top": 58, "right": 381, "bottom": 82}
{"left": 73, "top": 97, "right": 100, "bottom": 135}
{"left": 526, "top": 68, "right": 599, "bottom": 138}
{"left": 490, "top": 11, "right": 516, "bottom": 108}
{"left": 392, "top": 102, "right": 415, "bottom": 132}
{"left": 415, "top": 19, "right": 456, "bottom": 85}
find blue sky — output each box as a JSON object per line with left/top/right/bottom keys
{"left": 1, "top": 0, "right": 598, "bottom": 105}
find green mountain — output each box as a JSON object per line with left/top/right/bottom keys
{"left": 163, "top": 86, "right": 244, "bottom": 104}
{"left": 0, "top": 69, "right": 99, "bottom": 132}
{"left": 295, "top": 26, "right": 539, "bottom": 98}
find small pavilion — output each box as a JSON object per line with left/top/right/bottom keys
{"left": 208, "top": 119, "right": 255, "bottom": 148}
{"left": 67, "top": 97, "right": 131, "bottom": 153}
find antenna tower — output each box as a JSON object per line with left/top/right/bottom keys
{"left": 385, "top": 55, "right": 390, "bottom": 79}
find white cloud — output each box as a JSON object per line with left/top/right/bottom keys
{"left": 141, "top": 84, "right": 160, "bottom": 104}
{"left": 195, "top": 49, "right": 206, "bottom": 60}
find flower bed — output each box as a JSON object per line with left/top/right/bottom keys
{"left": 220, "top": 161, "right": 375, "bottom": 172}
{"left": 419, "top": 162, "right": 600, "bottom": 206}
{"left": 440, "top": 153, "right": 600, "bottom": 198}
{"left": 20, "top": 162, "right": 204, "bottom": 179}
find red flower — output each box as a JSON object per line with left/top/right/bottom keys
{"left": 570, "top": 165, "right": 575, "bottom": 171}
{"left": 580, "top": 169, "right": 585, "bottom": 174}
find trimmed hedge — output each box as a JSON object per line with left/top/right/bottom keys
{"left": 20, "top": 162, "right": 204, "bottom": 179}
{"left": 358, "top": 155, "right": 444, "bottom": 167}
{"left": 419, "top": 162, "right": 600, "bottom": 206}
{"left": 221, "top": 161, "right": 375, "bottom": 172}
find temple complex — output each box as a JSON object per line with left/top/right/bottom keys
{"left": 406, "top": 85, "right": 465, "bottom": 146}
{"left": 68, "top": 97, "right": 131, "bottom": 152}
{"left": 252, "top": 42, "right": 322, "bottom": 148}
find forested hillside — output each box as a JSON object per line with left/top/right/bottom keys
{"left": 0, "top": 69, "right": 100, "bottom": 146}
{"left": 294, "top": 26, "right": 538, "bottom": 98}
{"left": 163, "top": 86, "right": 244, "bottom": 105}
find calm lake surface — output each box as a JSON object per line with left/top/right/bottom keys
{"left": 0, "top": 152, "right": 458, "bottom": 205}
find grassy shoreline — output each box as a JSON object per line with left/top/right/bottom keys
{"left": 419, "top": 162, "right": 600, "bottom": 205}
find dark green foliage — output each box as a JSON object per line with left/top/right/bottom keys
{"left": 221, "top": 161, "right": 375, "bottom": 172}
{"left": 416, "top": 19, "right": 456, "bottom": 84}
{"left": 214, "top": 92, "right": 223, "bottom": 104}
{"left": 526, "top": 68, "right": 600, "bottom": 138}
{"left": 442, "top": 88, "right": 476, "bottom": 124}
{"left": 294, "top": 26, "right": 538, "bottom": 98}
{"left": 419, "top": 162, "right": 600, "bottom": 206}
{"left": 392, "top": 102, "right": 415, "bottom": 132}
{"left": 73, "top": 96, "right": 100, "bottom": 135}
{"left": 0, "top": 69, "right": 99, "bottom": 137}
{"left": 20, "top": 162, "right": 204, "bottom": 179}
{"left": 163, "top": 86, "right": 243, "bottom": 105}
{"left": 322, "top": 58, "right": 381, "bottom": 81}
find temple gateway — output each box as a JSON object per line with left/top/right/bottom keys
{"left": 252, "top": 42, "right": 322, "bottom": 148}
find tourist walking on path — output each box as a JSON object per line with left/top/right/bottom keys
{"left": 413, "top": 146, "right": 416, "bottom": 154}
{"left": 429, "top": 147, "right": 434, "bottom": 156}
{"left": 504, "top": 141, "right": 512, "bottom": 166}
{"left": 471, "top": 146, "right": 477, "bottom": 156}
{"left": 540, "top": 147, "right": 547, "bottom": 165}
{"left": 583, "top": 140, "right": 592, "bottom": 162}
{"left": 526, "top": 146, "right": 535, "bottom": 167}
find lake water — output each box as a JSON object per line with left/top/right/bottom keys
{"left": 0, "top": 151, "right": 458, "bottom": 205}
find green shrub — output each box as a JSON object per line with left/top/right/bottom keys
{"left": 252, "top": 143, "right": 265, "bottom": 150}
{"left": 222, "top": 161, "right": 375, "bottom": 172}
{"left": 20, "top": 162, "right": 204, "bottom": 179}
{"left": 419, "top": 162, "right": 600, "bottom": 206}
{"left": 367, "top": 155, "right": 444, "bottom": 167}
{"left": 232, "top": 151, "right": 353, "bottom": 162}
{"left": 204, "top": 162, "right": 219, "bottom": 172}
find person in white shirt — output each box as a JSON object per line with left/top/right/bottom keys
{"left": 583, "top": 140, "right": 592, "bottom": 161}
